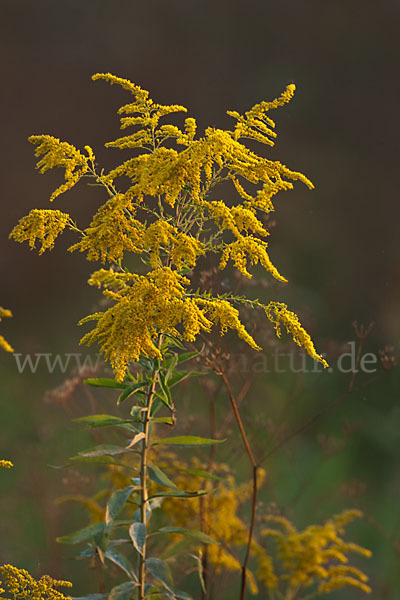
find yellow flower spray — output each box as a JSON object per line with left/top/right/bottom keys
{"left": 8, "top": 73, "right": 371, "bottom": 600}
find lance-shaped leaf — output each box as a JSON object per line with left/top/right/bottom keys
{"left": 105, "top": 549, "right": 136, "bottom": 579}
{"left": 169, "top": 371, "right": 204, "bottom": 388}
{"left": 158, "top": 527, "right": 218, "bottom": 545}
{"left": 150, "top": 416, "right": 174, "bottom": 425}
{"left": 54, "top": 455, "right": 116, "bottom": 467}
{"left": 192, "top": 552, "right": 206, "bottom": 594}
{"left": 57, "top": 521, "right": 105, "bottom": 544}
{"left": 79, "top": 444, "right": 135, "bottom": 458}
{"left": 129, "top": 522, "right": 146, "bottom": 555}
{"left": 176, "top": 467, "right": 224, "bottom": 481}
{"left": 152, "top": 436, "right": 225, "bottom": 447}
{"left": 74, "top": 414, "right": 133, "bottom": 428}
{"left": 163, "top": 350, "right": 200, "bottom": 370}
{"left": 126, "top": 432, "right": 145, "bottom": 449}
{"left": 108, "top": 581, "right": 137, "bottom": 600}
{"left": 149, "top": 489, "right": 209, "bottom": 500}
{"left": 164, "top": 353, "right": 178, "bottom": 381}
{"left": 173, "top": 591, "right": 193, "bottom": 600}
{"left": 106, "top": 485, "right": 136, "bottom": 525}
{"left": 118, "top": 381, "right": 148, "bottom": 405}
{"left": 145, "top": 557, "right": 173, "bottom": 591}
{"left": 84, "top": 378, "right": 128, "bottom": 389}
{"left": 157, "top": 371, "right": 173, "bottom": 410}
{"left": 148, "top": 461, "right": 178, "bottom": 489}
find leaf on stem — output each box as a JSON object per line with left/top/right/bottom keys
{"left": 147, "top": 461, "right": 178, "bottom": 489}
{"left": 105, "top": 485, "right": 136, "bottom": 524}
{"left": 129, "top": 522, "right": 146, "bottom": 555}
{"left": 57, "top": 522, "right": 106, "bottom": 544}
{"left": 145, "top": 557, "right": 174, "bottom": 592}
{"left": 152, "top": 436, "right": 225, "bottom": 447}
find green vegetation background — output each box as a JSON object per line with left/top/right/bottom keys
{"left": 0, "top": 1, "right": 399, "bottom": 598}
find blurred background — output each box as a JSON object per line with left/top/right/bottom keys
{"left": 0, "top": 1, "right": 399, "bottom": 598}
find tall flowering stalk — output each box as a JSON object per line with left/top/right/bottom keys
{"left": 9, "top": 73, "right": 368, "bottom": 600}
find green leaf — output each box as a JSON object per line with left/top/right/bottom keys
{"left": 150, "top": 417, "right": 174, "bottom": 425}
{"left": 152, "top": 436, "right": 225, "bottom": 447}
{"left": 118, "top": 382, "right": 148, "bottom": 405}
{"left": 167, "top": 371, "right": 190, "bottom": 388}
{"left": 176, "top": 468, "right": 224, "bottom": 481}
{"left": 162, "top": 334, "right": 185, "bottom": 350}
{"left": 79, "top": 445, "right": 135, "bottom": 458}
{"left": 106, "top": 486, "right": 136, "bottom": 525}
{"left": 84, "top": 378, "right": 128, "bottom": 389}
{"left": 57, "top": 522, "right": 105, "bottom": 544}
{"left": 192, "top": 552, "right": 206, "bottom": 594}
{"left": 165, "top": 353, "right": 178, "bottom": 382}
{"left": 164, "top": 350, "right": 199, "bottom": 370}
{"left": 147, "top": 461, "right": 177, "bottom": 489}
{"left": 108, "top": 581, "right": 137, "bottom": 600}
{"left": 68, "top": 455, "right": 131, "bottom": 467}
{"left": 145, "top": 557, "right": 173, "bottom": 591}
{"left": 73, "top": 415, "right": 133, "bottom": 428}
{"left": 149, "top": 490, "right": 209, "bottom": 500}
{"left": 105, "top": 549, "right": 136, "bottom": 579}
{"left": 157, "top": 371, "right": 173, "bottom": 409}
{"left": 129, "top": 522, "right": 146, "bottom": 555}
{"left": 158, "top": 527, "right": 218, "bottom": 545}
{"left": 173, "top": 591, "right": 193, "bottom": 600}
{"left": 126, "top": 432, "right": 145, "bottom": 449}
{"left": 74, "top": 547, "right": 94, "bottom": 559}
{"left": 130, "top": 406, "right": 145, "bottom": 421}
{"left": 55, "top": 455, "right": 116, "bottom": 467}
{"left": 167, "top": 370, "right": 204, "bottom": 388}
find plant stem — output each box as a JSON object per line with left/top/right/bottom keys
{"left": 138, "top": 357, "right": 159, "bottom": 600}
{"left": 219, "top": 370, "right": 258, "bottom": 600}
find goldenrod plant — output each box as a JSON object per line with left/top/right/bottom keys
{"left": 9, "top": 74, "right": 371, "bottom": 599}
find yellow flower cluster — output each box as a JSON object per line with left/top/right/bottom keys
{"left": 92, "top": 73, "right": 189, "bottom": 151}
{"left": 220, "top": 236, "right": 287, "bottom": 281}
{"left": 81, "top": 267, "right": 259, "bottom": 381}
{"left": 0, "top": 565, "right": 72, "bottom": 600}
{"left": 9, "top": 209, "right": 72, "bottom": 255}
{"left": 205, "top": 202, "right": 287, "bottom": 280}
{"left": 69, "top": 194, "right": 144, "bottom": 263}
{"left": 155, "top": 453, "right": 271, "bottom": 595}
{"left": 0, "top": 307, "right": 13, "bottom": 353}
{"left": 12, "top": 72, "right": 327, "bottom": 377}
{"left": 28, "top": 136, "right": 92, "bottom": 201}
{"left": 0, "top": 460, "right": 13, "bottom": 469}
{"left": 265, "top": 302, "right": 328, "bottom": 367}
{"left": 141, "top": 220, "right": 204, "bottom": 269}
{"left": 227, "top": 84, "right": 296, "bottom": 146}
{"left": 261, "top": 509, "right": 372, "bottom": 595}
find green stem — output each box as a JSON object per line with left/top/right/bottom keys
{"left": 138, "top": 356, "right": 160, "bottom": 600}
